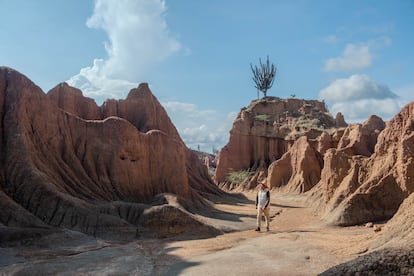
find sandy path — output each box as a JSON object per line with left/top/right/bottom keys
{"left": 0, "top": 192, "right": 382, "bottom": 275}
{"left": 161, "top": 193, "right": 378, "bottom": 275}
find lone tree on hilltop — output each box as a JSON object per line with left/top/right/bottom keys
{"left": 250, "top": 56, "right": 276, "bottom": 98}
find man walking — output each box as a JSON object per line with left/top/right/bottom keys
{"left": 255, "top": 179, "right": 270, "bottom": 232}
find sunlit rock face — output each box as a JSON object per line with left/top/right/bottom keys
{"left": 215, "top": 97, "right": 337, "bottom": 188}
{"left": 216, "top": 93, "right": 414, "bottom": 228}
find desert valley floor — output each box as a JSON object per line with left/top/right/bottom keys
{"left": 0, "top": 192, "right": 382, "bottom": 275}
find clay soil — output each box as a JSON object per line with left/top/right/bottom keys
{"left": 0, "top": 192, "right": 383, "bottom": 275}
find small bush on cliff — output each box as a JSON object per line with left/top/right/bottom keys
{"left": 255, "top": 114, "right": 271, "bottom": 122}
{"left": 226, "top": 170, "right": 253, "bottom": 184}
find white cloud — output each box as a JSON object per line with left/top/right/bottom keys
{"left": 329, "top": 98, "right": 403, "bottom": 123}
{"left": 67, "top": 0, "right": 180, "bottom": 102}
{"left": 323, "top": 43, "right": 372, "bottom": 72}
{"left": 162, "top": 101, "right": 237, "bottom": 152}
{"left": 319, "top": 74, "right": 397, "bottom": 102}
{"left": 66, "top": 0, "right": 234, "bottom": 153}
{"left": 319, "top": 74, "right": 404, "bottom": 122}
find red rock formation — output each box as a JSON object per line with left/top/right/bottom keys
{"left": 101, "top": 83, "right": 182, "bottom": 138}
{"left": 215, "top": 90, "right": 411, "bottom": 228}
{"left": 215, "top": 97, "right": 336, "bottom": 185}
{"left": 374, "top": 192, "right": 414, "bottom": 248}
{"left": 337, "top": 115, "right": 385, "bottom": 157}
{"left": 322, "top": 193, "right": 414, "bottom": 275}
{"left": 335, "top": 112, "right": 348, "bottom": 128}
{"left": 0, "top": 67, "right": 221, "bottom": 238}
{"left": 311, "top": 102, "right": 414, "bottom": 226}
{"left": 47, "top": 81, "right": 218, "bottom": 200}
{"left": 317, "top": 132, "right": 335, "bottom": 155}
{"left": 267, "top": 136, "right": 323, "bottom": 193}
{"left": 47, "top": 83, "right": 101, "bottom": 119}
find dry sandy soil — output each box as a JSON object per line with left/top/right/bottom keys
{"left": 0, "top": 192, "right": 384, "bottom": 275}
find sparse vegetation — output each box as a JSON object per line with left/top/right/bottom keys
{"left": 295, "top": 116, "right": 326, "bottom": 131}
{"left": 255, "top": 114, "right": 271, "bottom": 122}
{"left": 250, "top": 56, "right": 276, "bottom": 98}
{"left": 226, "top": 170, "right": 254, "bottom": 184}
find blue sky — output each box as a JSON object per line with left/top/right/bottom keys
{"left": 1, "top": 0, "right": 413, "bottom": 152}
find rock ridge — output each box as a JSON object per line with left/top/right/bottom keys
{"left": 0, "top": 66, "right": 221, "bottom": 239}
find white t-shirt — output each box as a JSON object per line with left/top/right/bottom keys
{"left": 257, "top": 189, "right": 269, "bottom": 208}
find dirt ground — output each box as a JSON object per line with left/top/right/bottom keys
{"left": 0, "top": 192, "right": 384, "bottom": 275}
{"left": 161, "top": 192, "right": 380, "bottom": 275}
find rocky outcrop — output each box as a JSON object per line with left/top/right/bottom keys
{"left": 335, "top": 112, "right": 347, "bottom": 128}
{"left": 47, "top": 81, "right": 219, "bottom": 201}
{"left": 47, "top": 83, "right": 101, "bottom": 119}
{"left": 372, "top": 191, "right": 414, "bottom": 249}
{"left": 48, "top": 82, "right": 181, "bottom": 140}
{"left": 336, "top": 115, "right": 385, "bottom": 157}
{"left": 320, "top": 248, "right": 414, "bottom": 276}
{"left": 0, "top": 67, "right": 221, "bottom": 239}
{"left": 215, "top": 97, "right": 337, "bottom": 185}
{"left": 325, "top": 183, "right": 414, "bottom": 275}
{"left": 311, "top": 102, "right": 414, "bottom": 226}
{"left": 267, "top": 136, "right": 323, "bottom": 193}
{"left": 216, "top": 92, "right": 412, "bottom": 228}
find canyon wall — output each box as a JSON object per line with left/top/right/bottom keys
{"left": 0, "top": 67, "right": 221, "bottom": 239}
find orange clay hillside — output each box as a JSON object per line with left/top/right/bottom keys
{"left": 1, "top": 66, "right": 414, "bottom": 274}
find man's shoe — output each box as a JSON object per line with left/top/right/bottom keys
{"left": 255, "top": 227, "right": 260, "bottom": 232}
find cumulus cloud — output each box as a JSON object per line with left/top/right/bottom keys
{"left": 162, "top": 101, "right": 237, "bottom": 152}
{"left": 66, "top": 0, "right": 233, "bottom": 153}
{"left": 323, "top": 43, "right": 372, "bottom": 72}
{"left": 329, "top": 98, "right": 403, "bottom": 122}
{"left": 67, "top": 0, "right": 180, "bottom": 102}
{"left": 319, "top": 74, "right": 397, "bottom": 102}
{"left": 319, "top": 74, "right": 404, "bottom": 122}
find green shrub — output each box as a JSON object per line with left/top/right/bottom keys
{"left": 255, "top": 114, "right": 271, "bottom": 122}
{"left": 295, "top": 116, "right": 326, "bottom": 132}
{"left": 226, "top": 170, "right": 253, "bottom": 184}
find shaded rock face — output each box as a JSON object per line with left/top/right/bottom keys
{"left": 47, "top": 83, "right": 101, "bottom": 120}
{"left": 373, "top": 193, "right": 414, "bottom": 249}
{"left": 335, "top": 112, "right": 347, "bottom": 128}
{"left": 215, "top": 97, "right": 336, "bottom": 184}
{"left": 0, "top": 67, "right": 220, "bottom": 239}
{"left": 47, "top": 81, "right": 217, "bottom": 198}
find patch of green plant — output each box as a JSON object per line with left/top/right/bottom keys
{"left": 255, "top": 114, "right": 271, "bottom": 122}
{"left": 295, "top": 116, "right": 326, "bottom": 131}
{"left": 226, "top": 170, "right": 254, "bottom": 184}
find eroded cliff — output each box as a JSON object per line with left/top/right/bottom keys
{"left": 0, "top": 67, "right": 221, "bottom": 240}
